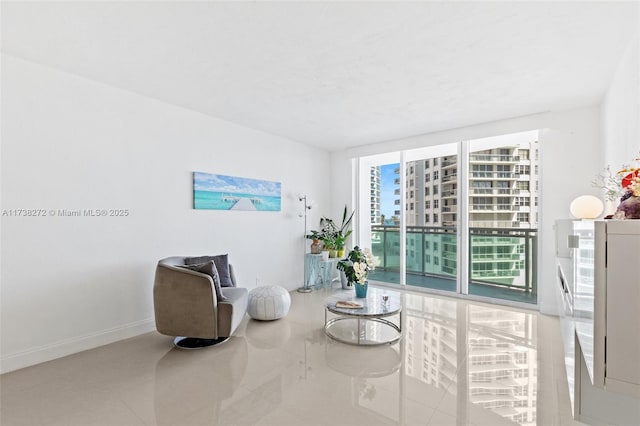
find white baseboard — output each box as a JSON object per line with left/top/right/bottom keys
{"left": 0, "top": 318, "right": 156, "bottom": 374}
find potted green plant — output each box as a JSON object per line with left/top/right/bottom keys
{"left": 334, "top": 205, "right": 355, "bottom": 258}
{"left": 305, "top": 230, "right": 324, "bottom": 254}
{"left": 307, "top": 206, "right": 354, "bottom": 258}
{"left": 334, "top": 233, "right": 347, "bottom": 258}
{"left": 337, "top": 246, "right": 379, "bottom": 296}
{"left": 320, "top": 217, "right": 338, "bottom": 258}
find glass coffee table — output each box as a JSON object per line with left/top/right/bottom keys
{"left": 324, "top": 287, "right": 402, "bottom": 346}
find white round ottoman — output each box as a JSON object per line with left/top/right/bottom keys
{"left": 247, "top": 285, "right": 291, "bottom": 321}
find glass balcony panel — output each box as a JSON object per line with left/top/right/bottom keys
{"left": 368, "top": 161, "right": 402, "bottom": 285}
{"left": 369, "top": 226, "right": 401, "bottom": 285}
{"left": 408, "top": 226, "right": 457, "bottom": 292}
{"left": 373, "top": 224, "right": 535, "bottom": 303}
{"left": 468, "top": 228, "right": 537, "bottom": 304}
{"left": 403, "top": 152, "right": 458, "bottom": 292}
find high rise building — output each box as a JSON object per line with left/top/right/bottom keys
{"left": 391, "top": 166, "right": 401, "bottom": 224}
{"left": 403, "top": 141, "right": 539, "bottom": 287}
{"left": 406, "top": 144, "right": 538, "bottom": 228}
{"left": 370, "top": 166, "right": 381, "bottom": 224}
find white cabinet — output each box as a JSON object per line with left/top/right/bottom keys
{"left": 555, "top": 220, "right": 640, "bottom": 425}
{"left": 598, "top": 221, "right": 640, "bottom": 396}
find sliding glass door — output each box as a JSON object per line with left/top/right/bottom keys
{"left": 403, "top": 144, "right": 458, "bottom": 293}
{"left": 467, "top": 135, "right": 539, "bottom": 304}
{"left": 358, "top": 131, "right": 539, "bottom": 306}
{"left": 360, "top": 153, "right": 401, "bottom": 285}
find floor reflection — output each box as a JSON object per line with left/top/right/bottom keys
{"left": 324, "top": 342, "right": 403, "bottom": 424}
{"left": 404, "top": 293, "right": 537, "bottom": 425}
{"left": 1, "top": 287, "right": 568, "bottom": 426}
{"left": 153, "top": 338, "right": 248, "bottom": 425}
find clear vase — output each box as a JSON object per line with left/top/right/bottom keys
{"left": 354, "top": 282, "right": 368, "bottom": 298}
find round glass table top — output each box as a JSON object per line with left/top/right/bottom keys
{"left": 325, "top": 287, "right": 401, "bottom": 318}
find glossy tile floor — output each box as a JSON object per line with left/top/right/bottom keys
{"left": 1, "top": 287, "right": 584, "bottom": 426}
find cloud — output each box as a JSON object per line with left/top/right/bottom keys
{"left": 194, "top": 172, "right": 281, "bottom": 197}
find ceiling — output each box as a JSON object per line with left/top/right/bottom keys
{"left": 2, "top": 1, "right": 638, "bottom": 151}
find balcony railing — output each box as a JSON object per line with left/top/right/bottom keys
{"left": 471, "top": 172, "right": 517, "bottom": 179}
{"left": 469, "top": 154, "right": 520, "bottom": 162}
{"left": 441, "top": 159, "right": 457, "bottom": 168}
{"left": 370, "top": 225, "right": 537, "bottom": 294}
{"left": 469, "top": 204, "right": 516, "bottom": 211}
{"left": 469, "top": 188, "right": 521, "bottom": 195}
{"left": 469, "top": 220, "right": 520, "bottom": 228}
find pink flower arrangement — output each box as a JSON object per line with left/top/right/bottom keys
{"left": 619, "top": 163, "right": 640, "bottom": 196}
{"left": 593, "top": 154, "right": 640, "bottom": 201}
{"left": 595, "top": 153, "right": 640, "bottom": 219}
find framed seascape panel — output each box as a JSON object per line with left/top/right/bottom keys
{"left": 193, "top": 172, "right": 281, "bottom": 212}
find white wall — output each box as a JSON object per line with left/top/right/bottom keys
{"left": 538, "top": 108, "right": 601, "bottom": 314}
{"left": 0, "top": 54, "right": 330, "bottom": 373}
{"left": 601, "top": 32, "right": 640, "bottom": 187}
{"left": 330, "top": 107, "right": 601, "bottom": 315}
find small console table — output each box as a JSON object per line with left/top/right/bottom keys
{"left": 304, "top": 254, "right": 340, "bottom": 289}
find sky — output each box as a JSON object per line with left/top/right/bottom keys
{"left": 194, "top": 172, "right": 281, "bottom": 196}
{"left": 380, "top": 163, "right": 400, "bottom": 218}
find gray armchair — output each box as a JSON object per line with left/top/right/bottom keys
{"left": 153, "top": 256, "right": 248, "bottom": 348}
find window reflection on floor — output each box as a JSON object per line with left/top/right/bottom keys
{"left": 404, "top": 294, "right": 537, "bottom": 425}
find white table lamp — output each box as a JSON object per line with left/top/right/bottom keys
{"left": 570, "top": 195, "right": 604, "bottom": 219}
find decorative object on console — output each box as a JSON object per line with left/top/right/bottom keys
{"left": 593, "top": 153, "right": 640, "bottom": 219}
{"left": 306, "top": 205, "right": 355, "bottom": 259}
{"left": 615, "top": 158, "right": 640, "bottom": 218}
{"left": 320, "top": 218, "right": 338, "bottom": 258}
{"left": 310, "top": 239, "right": 323, "bottom": 254}
{"left": 305, "top": 229, "right": 324, "bottom": 254}
{"left": 193, "top": 171, "right": 281, "bottom": 211}
{"left": 337, "top": 246, "right": 379, "bottom": 296}
{"left": 615, "top": 191, "right": 640, "bottom": 219}
{"left": 569, "top": 195, "right": 604, "bottom": 219}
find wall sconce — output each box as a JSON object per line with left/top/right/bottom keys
{"left": 570, "top": 195, "right": 604, "bottom": 219}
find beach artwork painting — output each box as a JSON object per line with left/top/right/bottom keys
{"left": 193, "top": 172, "right": 281, "bottom": 211}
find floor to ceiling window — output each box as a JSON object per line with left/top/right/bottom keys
{"left": 403, "top": 143, "right": 458, "bottom": 293}
{"left": 357, "top": 131, "right": 539, "bottom": 306}
{"left": 467, "top": 135, "right": 539, "bottom": 304}
{"left": 360, "top": 152, "right": 402, "bottom": 286}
